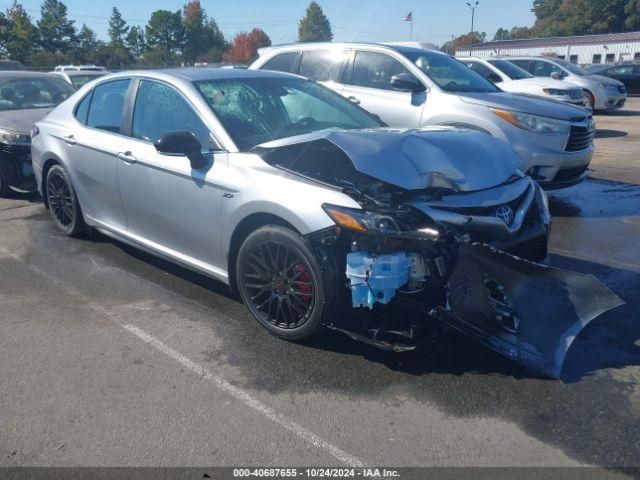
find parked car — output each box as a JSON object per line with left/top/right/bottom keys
{"left": 505, "top": 56, "right": 627, "bottom": 110}
{"left": 32, "top": 68, "right": 622, "bottom": 377}
{"left": 0, "top": 71, "right": 75, "bottom": 195}
{"left": 0, "top": 60, "right": 25, "bottom": 71}
{"left": 54, "top": 65, "right": 107, "bottom": 72}
{"left": 52, "top": 70, "right": 108, "bottom": 89}
{"left": 458, "top": 57, "right": 588, "bottom": 107}
{"left": 251, "top": 43, "right": 595, "bottom": 189}
{"left": 587, "top": 62, "right": 640, "bottom": 96}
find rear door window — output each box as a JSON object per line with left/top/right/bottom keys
{"left": 532, "top": 60, "right": 564, "bottom": 77}
{"left": 466, "top": 61, "right": 501, "bottom": 82}
{"left": 298, "top": 50, "right": 346, "bottom": 82}
{"left": 261, "top": 52, "right": 301, "bottom": 74}
{"left": 349, "top": 51, "right": 415, "bottom": 90}
{"left": 74, "top": 92, "right": 92, "bottom": 124}
{"left": 86, "top": 79, "right": 130, "bottom": 133}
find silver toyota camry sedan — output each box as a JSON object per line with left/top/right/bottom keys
{"left": 31, "top": 69, "right": 621, "bottom": 378}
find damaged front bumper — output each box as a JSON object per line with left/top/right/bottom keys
{"left": 334, "top": 235, "right": 623, "bottom": 378}
{"left": 0, "top": 144, "right": 37, "bottom": 192}
{"left": 444, "top": 243, "right": 624, "bottom": 378}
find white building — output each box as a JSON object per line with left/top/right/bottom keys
{"left": 455, "top": 32, "right": 640, "bottom": 66}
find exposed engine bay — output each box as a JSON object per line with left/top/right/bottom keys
{"left": 253, "top": 128, "right": 624, "bottom": 378}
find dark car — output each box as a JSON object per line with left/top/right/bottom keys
{"left": 588, "top": 63, "right": 640, "bottom": 95}
{"left": 0, "top": 60, "right": 26, "bottom": 71}
{"left": 0, "top": 72, "right": 75, "bottom": 195}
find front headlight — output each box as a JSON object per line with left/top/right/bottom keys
{"left": 490, "top": 108, "right": 570, "bottom": 134}
{"left": 322, "top": 204, "right": 401, "bottom": 235}
{"left": 0, "top": 128, "right": 30, "bottom": 146}
{"left": 543, "top": 88, "right": 569, "bottom": 96}
{"left": 599, "top": 83, "right": 618, "bottom": 90}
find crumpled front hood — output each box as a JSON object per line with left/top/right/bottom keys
{"left": 459, "top": 91, "right": 588, "bottom": 119}
{"left": 256, "top": 127, "right": 521, "bottom": 192}
{"left": 0, "top": 107, "right": 53, "bottom": 134}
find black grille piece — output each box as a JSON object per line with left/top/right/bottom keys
{"left": 0, "top": 144, "right": 30, "bottom": 156}
{"left": 618, "top": 85, "right": 626, "bottom": 94}
{"left": 521, "top": 203, "right": 539, "bottom": 230}
{"left": 505, "top": 235, "right": 548, "bottom": 263}
{"left": 565, "top": 125, "right": 594, "bottom": 152}
{"left": 554, "top": 165, "right": 588, "bottom": 182}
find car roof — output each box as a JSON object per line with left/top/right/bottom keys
{"left": 106, "top": 67, "right": 302, "bottom": 83}
{"left": 0, "top": 71, "right": 58, "bottom": 79}
{"left": 260, "top": 42, "right": 449, "bottom": 57}
{"left": 59, "top": 70, "right": 107, "bottom": 76}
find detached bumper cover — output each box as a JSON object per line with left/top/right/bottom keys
{"left": 0, "top": 146, "right": 36, "bottom": 191}
{"left": 444, "top": 243, "right": 624, "bottom": 378}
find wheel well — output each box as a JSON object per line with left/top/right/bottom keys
{"left": 41, "top": 159, "right": 60, "bottom": 208}
{"left": 227, "top": 213, "right": 299, "bottom": 293}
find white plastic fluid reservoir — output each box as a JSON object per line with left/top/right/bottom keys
{"left": 346, "top": 251, "right": 410, "bottom": 309}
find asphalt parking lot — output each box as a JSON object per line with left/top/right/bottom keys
{"left": 1, "top": 99, "right": 639, "bottom": 470}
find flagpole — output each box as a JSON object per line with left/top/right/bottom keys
{"left": 410, "top": 16, "right": 413, "bottom": 41}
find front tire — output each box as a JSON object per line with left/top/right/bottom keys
{"left": 584, "top": 90, "right": 595, "bottom": 109}
{"left": 0, "top": 170, "right": 10, "bottom": 197}
{"left": 236, "top": 225, "right": 328, "bottom": 340}
{"left": 45, "top": 164, "right": 86, "bottom": 237}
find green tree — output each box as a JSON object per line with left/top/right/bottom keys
{"left": 126, "top": 25, "right": 145, "bottom": 62}
{"left": 38, "top": 0, "right": 76, "bottom": 54}
{"left": 493, "top": 27, "right": 511, "bottom": 40}
{"left": 145, "top": 9, "right": 184, "bottom": 66}
{"left": 76, "top": 24, "right": 99, "bottom": 63}
{"left": 182, "top": 0, "right": 226, "bottom": 64}
{"left": 5, "top": 2, "right": 38, "bottom": 63}
{"left": 625, "top": 0, "right": 640, "bottom": 30}
{"left": 108, "top": 7, "right": 129, "bottom": 49}
{"left": 298, "top": 1, "right": 332, "bottom": 43}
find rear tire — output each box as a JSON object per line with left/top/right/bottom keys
{"left": 236, "top": 225, "right": 330, "bottom": 341}
{"left": 45, "top": 164, "right": 86, "bottom": 237}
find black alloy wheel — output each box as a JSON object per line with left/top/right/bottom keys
{"left": 236, "top": 225, "right": 328, "bottom": 340}
{"left": 46, "top": 164, "right": 86, "bottom": 237}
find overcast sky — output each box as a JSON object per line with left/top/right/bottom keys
{"left": 12, "top": 0, "right": 536, "bottom": 46}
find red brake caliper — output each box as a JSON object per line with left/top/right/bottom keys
{"left": 294, "top": 265, "right": 313, "bottom": 303}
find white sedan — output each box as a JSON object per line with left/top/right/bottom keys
{"left": 460, "top": 57, "right": 589, "bottom": 108}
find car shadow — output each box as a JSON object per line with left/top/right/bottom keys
{"left": 0, "top": 190, "right": 41, "bottom": 206}
{"left": 595, "top": 128, "right": 628, "bottom": 138}
{"left": 597, "top": 109, "right": 640, "bottom": 117}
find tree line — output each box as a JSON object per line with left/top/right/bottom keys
{"left": 0, "top": 0, "right": 333, "bottom": 68}
{"left": 442, "top": 0, "right": 640, "bottom": 53}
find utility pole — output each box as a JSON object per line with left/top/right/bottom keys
{"left": 466, "top": 1, "right": 479, "bottom": 55}
{"left": 466, "top": 1, "right": 479, "bottom": 35}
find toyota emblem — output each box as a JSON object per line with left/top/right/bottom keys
{"left": 495, "top": 205, "right": 514, "bottom": 224}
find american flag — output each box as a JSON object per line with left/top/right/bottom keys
{"left": 402, "top": 11, "right": 412, "bottom": 22}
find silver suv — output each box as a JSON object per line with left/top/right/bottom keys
{"left": 505, "top": 56, "right": 627, "bottom": 111}
{"left": 251, "top": 43, "right": 595, "bottom": 189}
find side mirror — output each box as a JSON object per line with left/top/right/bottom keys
{"left": 154, "top": 131, "right": 207, "bottom": 169}
{"left": 550, "top": 71, "right": 561, "bottom": 80}
{"left": 390, "top": 73, "right": 426, "bottom": 93}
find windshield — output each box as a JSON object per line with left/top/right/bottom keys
{"left": 0, "top": 76, "right": 75, "bottom": 111}
{"left": 401, "top": 50, "right": 500, "bottom": 93}
{"left": 553, "top": 58, "right": 587, "bottom": 76}
{"left": 70, "top": 74, "right": 105, "bottom": 88}
{"left": 196, "top": 77, "right": 382, "bottom": 151}
{"left": 488, "top": 59, "right": 533, "bottom": 80}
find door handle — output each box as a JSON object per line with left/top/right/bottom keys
{"left": 347, "top": 96, "right": 361, "bottom": 105}
{"left": 117, "top": 151, "right": 137, "bottom": 164}
{"left": 64, "top": 134, "right": 77, "bottom": 145}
